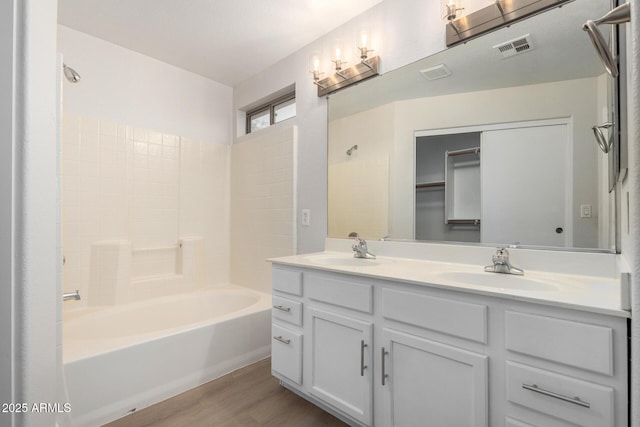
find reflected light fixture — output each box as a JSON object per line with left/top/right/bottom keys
{"left": 491, "top": 0, "right": 506, "bottom": 16}
{"left": 310, "top": 33, "right": 380, "bottom": 97}
{"left": 445, "top": 0, "right": 572, "bottom": 47}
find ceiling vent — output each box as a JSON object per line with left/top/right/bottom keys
{"left": 493, "top": 34, "right": 535, "bottom": 59}
{"left": 420, "top": 64, "right": 452, "bottom": 80}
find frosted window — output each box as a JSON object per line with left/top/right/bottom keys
{"left": 274, "top": 98, "right": 296, "bottom": 124}
{"left": 249, "top": 109, "right": 270, "bottom": 132}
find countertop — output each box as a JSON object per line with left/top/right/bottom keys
{"left": 269, "top": 251, "right": 630, "bottom": 318}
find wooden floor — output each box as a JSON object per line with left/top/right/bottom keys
{"left": 104, "top": 358, "right": 349, "bottom": 427}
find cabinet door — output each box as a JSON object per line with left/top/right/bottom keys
{"left": 308, "top": 308, "right": 373, "bottom": 425}
{"left": 381, "top": 329, "right": 488, "bottom": 427}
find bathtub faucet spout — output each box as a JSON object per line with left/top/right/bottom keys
{"left": 63, "top": 290, "right": 81, "bottom": 301}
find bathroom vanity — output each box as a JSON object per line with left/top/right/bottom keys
{"left": 269, "top": 247, "right": 629, "bottom": 427}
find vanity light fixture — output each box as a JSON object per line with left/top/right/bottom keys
{"left": 311, "top": 34, "right": 380, "bottom": 97}
{"left": 310, "top": 52, "right": 324, "bottom": 87}
{"left": 489, "top": 0, "right": 505, "bottom": 16}
{"left": 446, "top": 0, "right": 571, "bottom": 47}
{"left": 442, "top": 0, "right": 465, "bottom": 34}
{"left": 331, "top": 41, "right": 347, "bottom": 72}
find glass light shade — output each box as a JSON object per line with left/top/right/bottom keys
{"left": 441, "top": 0, "right": 464, "bottom": 21}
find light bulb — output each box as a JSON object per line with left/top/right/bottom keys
{"left": 332, "top": 41, "right": 346, "bottom": 71}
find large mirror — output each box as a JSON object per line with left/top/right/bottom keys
{"left": 327, "top": 0, "right": 619, "bottom": 252}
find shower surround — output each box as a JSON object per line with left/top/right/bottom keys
{"left": 62, "top": 114, "right": 230, "bottom": 304}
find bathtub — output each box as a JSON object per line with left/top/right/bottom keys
{"left": 63, "top": 285, "right": 272, "bottom": 427}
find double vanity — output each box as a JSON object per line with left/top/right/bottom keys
{"left": 269, "top": 240, "right": 629, "bottom": 426}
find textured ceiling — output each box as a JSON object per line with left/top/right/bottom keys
{"left": 58, "top": 0, "right": 383, "bottom": 86}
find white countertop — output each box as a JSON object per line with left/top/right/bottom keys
{"left": 269, "top": 251, "right": 630, "bottom": 318}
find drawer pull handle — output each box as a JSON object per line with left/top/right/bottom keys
{"left": 522, "top": 383, "right": 591, "bottom": 408}
{"left": 381, "top": 347, "right": 389, "bottom": 386}
{"left": 273, "top": 305, "right": 291, "bottom": 312}
{"left": 360, "top": 340, "right": 368, "bottom": 376}
{"left": 273, "top": 336, "right": 291, "bottom": 345}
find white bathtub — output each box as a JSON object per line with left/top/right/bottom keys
{"left": 63, "top": 285, "right": 272, "bottom": 427}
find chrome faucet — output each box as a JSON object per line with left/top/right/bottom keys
{"left": 63, "top": 290, "right": 81, "bottom": 301}
{"left": 484, "top": 247, "right": 524, "bottom": 275}
{"left": 350, "top": 234, "right": 376, "bottom": 259}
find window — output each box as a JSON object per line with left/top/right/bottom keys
{"left": 246, "top": 92, "right": 296, "bottom": 134}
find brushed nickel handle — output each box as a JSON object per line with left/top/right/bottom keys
{"left": 273, "top": 336, "right": 291, "bottom": 345}
{"left": 522, "top": 384, "right": 590, "bottom": 408}
{"left": 592, "top": 122, "right": 613, "bottom": 153}
{"left": 273, "top": 305, "right": 291, "bottom": 312}
{"left": 381, "top": 347, "right": 389, "bottom": 386}
{"left": 360, "top": 340, "right": 368, "bottom": 376}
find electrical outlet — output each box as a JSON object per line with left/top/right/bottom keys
{"left": 301, "top": 209, "right": 311, "bottom": 226}
{"left": 580, "top": 204, "right": 592, "bottom": 218}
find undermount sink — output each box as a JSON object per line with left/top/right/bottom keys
{"left": 304, "top": 254, "right": 380, "bottom": 267}
{"left": 436, "top": 271, "right": 559, "bottom": 291}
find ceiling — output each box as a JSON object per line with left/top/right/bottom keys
{"left": 57, "top": 0, "right": 383, "bottom": 86}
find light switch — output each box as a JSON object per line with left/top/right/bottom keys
{"left": 301, "top": 209, "right": 311, "bottom": 226}
{"left": 580, "top": 204, "right": 592, "bottom": 218}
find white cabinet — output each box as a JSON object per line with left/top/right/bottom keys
{"left": 308, "top": 308, "right": 373, "bottom": 425}
{"left": 270, "top": 265, "right": 628, "bottom": 427}
{"left": 381, "top": 328, "right": 488, "bottom": 427}
{"left": 271, "top": 323, "right": 303, "bottom": 385}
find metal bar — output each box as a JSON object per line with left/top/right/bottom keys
{"left": 522, "top": 384, "right": 591, "bottom": 408}
{"left": 317, "top": 56, "right": 380, "bottom": 97}
{"left": 416, "top": 181, "right": 445, "bottom": 189}
{"left": 381, "top": 347, "right": 389, "bottom": 386}
{"left": 446, "top": 147, "right": 480, "bottom": 157}
{"left": 273, "top": 336, "right": 291, "bottom": 345}
{"left": 360, "top": 340, "right": 368, "bottom": 376}
{"left": 447, "top": 219, "right": 481, "bottom": 225}
{"left": 272, "top": 305, "right": 291, "bottom": 312}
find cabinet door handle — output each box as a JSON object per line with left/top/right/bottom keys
{"left": 360, "top": 340, "right": 368, "bottom": 376}
{"left": 522, "top": 383, "right": 591, "bottom": 408}
{"left": 381, "top": 347, "right": 389, "bottom": 386}
{"left": 273, "top": 305, "right": 291, "bottom": 312}
{"left": 273, "top": 336, "right": 291, "bottom": 345}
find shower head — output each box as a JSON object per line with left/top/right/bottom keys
{"left": 346, "top": 144, "right": 358, "bottom": 156}
{"left": 63, "top": 64, "right": 81, "bottom": 83}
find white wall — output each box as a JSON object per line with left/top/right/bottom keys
{"left": 0, "top": 1, "right": 59, "bottom": 426}
{"left": 57, "top": 25, "right": 232, "bottom": 144}
{"left": 233, "top": 0, "right": 447, "bottom": 254}
{"left": 0, "top": 1, "right": 15, "bottom": 424}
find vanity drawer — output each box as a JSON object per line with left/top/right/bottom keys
{"left": 272, "top": 295, "right": 302, "bottom": 326}
{"left": 505, "top": 311, "right": 613, "bottom": 375}
{"left": 382, "top": 288, "right": 487, "bottom": 343}
{"left": 271, "top": 324, "right": 303, "bottom": 385}
{"left": 306, "top": 274, "right": 372, "bottom": 313}
{"left": 272, "top": 267, "right": 303, "bottom": 296}
{"left": 506, "top": 361, "right": 614, "bottom": 427}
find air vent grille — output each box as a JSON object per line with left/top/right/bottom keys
{"left": 420, "top": 64, "right": 452, "bottom": 80}
{"left": 493, "top": 34, "right": 535, "bottom": 58}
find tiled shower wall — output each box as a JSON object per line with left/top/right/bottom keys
{"left": 230, "top": 127, "right": 297, "bottom": 294}
{"left": 62, "top": 114, "right": 229, "bottom": 306}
